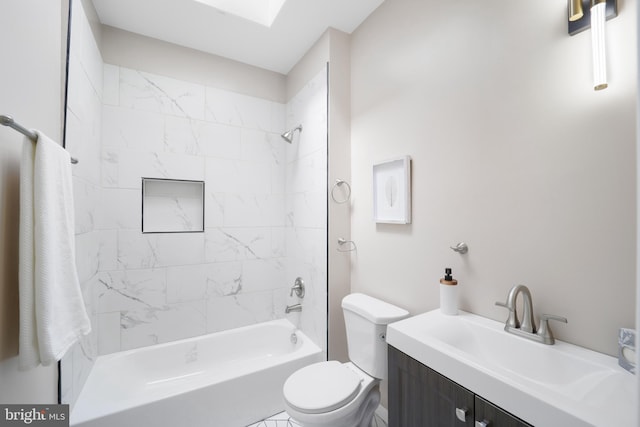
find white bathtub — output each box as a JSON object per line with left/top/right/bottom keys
{"left": 70, "top": 319, "right": 323, "bottom": 427}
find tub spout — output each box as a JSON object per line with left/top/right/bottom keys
{"left": 285, "top": 304, "right": 302, "bottom": 314}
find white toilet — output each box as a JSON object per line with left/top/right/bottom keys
{"left": 282, "top": 293, "right": 409, "bottom": 427}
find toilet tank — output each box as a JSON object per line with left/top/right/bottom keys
{"left": 342, "top": 293, "right": 409, "bottom": 379}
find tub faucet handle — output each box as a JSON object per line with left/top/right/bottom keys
{"left": 290, "top": 277, "right": 305, "bottom": 298}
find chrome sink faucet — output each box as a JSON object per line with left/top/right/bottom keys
{"left": 496, "top": 284, "right": 535, "bottom": 333}
{"left": 495, "top": 284, "right": 567, "bottom": 345}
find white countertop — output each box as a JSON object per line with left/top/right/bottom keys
{"left": 387, "top": 309, "right": 636, "bottom": 427}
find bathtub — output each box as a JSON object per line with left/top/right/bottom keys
{"left": 70, "top": 319, "right": 323, "bottom": 427}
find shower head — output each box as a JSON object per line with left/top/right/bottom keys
{"left": 281, "top": 125, "right": 303, "bottom": 143}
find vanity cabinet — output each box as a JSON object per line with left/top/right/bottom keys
{"left": 474, "top": 396, "right": 532, "bottom": 427}
{"left": 388, "top": 346, "right": 532, "bottom": 427}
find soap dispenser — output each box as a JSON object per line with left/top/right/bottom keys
{"left": 439, "top": 268, "right": 458, "bottom": 315}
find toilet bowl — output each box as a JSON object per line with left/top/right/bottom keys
{"left": 283, "top": 362, "right": 380, "bottom": 427}
{"left": 282, "top": 293, "right": 409, "bottom": 427}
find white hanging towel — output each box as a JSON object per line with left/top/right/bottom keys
{"left": 19, "top": 132, "right": 90, "bottom": 369}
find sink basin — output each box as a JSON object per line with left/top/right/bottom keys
{"left": 386, "top": 310, "right": 636, "bottom": 427}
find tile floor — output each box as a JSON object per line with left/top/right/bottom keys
{"left": 247, "top": 411, "right": 388, "bottom": 427}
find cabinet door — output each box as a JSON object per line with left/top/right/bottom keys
{"left": 474, "top": 396, "right": 533, "bottom": 427}
{"left": 389, "top": 346, "right": 475, "bottom": 427}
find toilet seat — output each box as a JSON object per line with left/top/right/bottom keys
{"left": 283, "top": 361, "right": 362, "bottom": 414}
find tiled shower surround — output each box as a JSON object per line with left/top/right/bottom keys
{"left": 97, "top": 65, "right": 284, "bottom": 352}
{"left": 61, "top": 0, "right": 103, "bottom": 408}
{"left": 96, "top": 64, "right": 327, "bottom": 355}
{"left": 61, "top": 0, "right": 328, "bottom": 408}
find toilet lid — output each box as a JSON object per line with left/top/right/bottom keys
{"left": 283, "top": 361, "right": 362, "bottom": 414}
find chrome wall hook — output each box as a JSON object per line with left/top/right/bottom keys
{"left": 450, "top": 242, "right": 468, "bottom": 254}
{"left": 337, "top": 238, "right": 357, "bottom": 252}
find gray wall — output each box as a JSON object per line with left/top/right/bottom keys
{"left": 350, "top": 0, "right": 636, "bottom": 357}
{"left": 0, "top": 0, "right": 67, "bottom": 403}
{"left": 101, "top": 26, "right": 286, "bottom": 103}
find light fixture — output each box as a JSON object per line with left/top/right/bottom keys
{"left": 569, "top": 0, "right": 584, "bottom": 21}
{"left": 567, "top": 0, "right": 618, "bottom": 91}
{"left": 590, "top": 0, "right": 608, "bottom": 90}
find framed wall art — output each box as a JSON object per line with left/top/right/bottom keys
{"left": 372, "top": 156, "right": 411, "bottom": 224}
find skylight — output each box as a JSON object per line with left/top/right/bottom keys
{"left": 193, "top": 0, "right": 288, "bottom": 27}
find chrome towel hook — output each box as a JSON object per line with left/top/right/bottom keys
{"left": 337, "top": 238, "right": 357, "bottom": 252}
{"left": 450, "top": 242, "right": 468, "bottom": 254}
{"left": 331, "top": 179, "right": 351, "bottom": 204}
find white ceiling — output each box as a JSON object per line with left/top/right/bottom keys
{"left": 91, "top": 0, "right": 384, "bottom": 74}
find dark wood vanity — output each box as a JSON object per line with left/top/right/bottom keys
{"left": 388, "top": 346, "right": 532, "bottom": 426}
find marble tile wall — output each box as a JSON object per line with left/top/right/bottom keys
{"left": 96, "top": 64, "right": 295, "bottom": 354}
{"left": 61, "top": 0, "right": 103, "bottom": 408}
{"left": 283, "top": 66, "right": 328, "bottom": 356}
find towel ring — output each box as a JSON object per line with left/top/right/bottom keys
{"left": 331, "top": 179, "right": 351, "bottom": 204}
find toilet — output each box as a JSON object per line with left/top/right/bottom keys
{"left": 282, "top": 293, "right": 409, "bottom": 427}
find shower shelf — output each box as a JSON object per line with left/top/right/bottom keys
{"left": 142, "top": 178, "right": 204, "bottom": 233}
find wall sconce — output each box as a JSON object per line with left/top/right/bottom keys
{"left": 568, "top": 0, "right": 618, "bottom": 91}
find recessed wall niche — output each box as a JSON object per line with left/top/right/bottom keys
{"left": 142, "top": 178, "right": 205, "bottom": 233}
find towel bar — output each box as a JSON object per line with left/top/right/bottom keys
{"left": 1, "top": 114, "right": 78, "bottom": 164}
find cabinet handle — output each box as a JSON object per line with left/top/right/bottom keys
{"left": 455, "top": 407, "right": 467, "bottom": 422}
{"left": 475, "top": 420, "right": 490, "bottom": 427}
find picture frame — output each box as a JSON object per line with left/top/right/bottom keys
{"left": 372, "top": 156, "right": 411, "bottom": 224}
